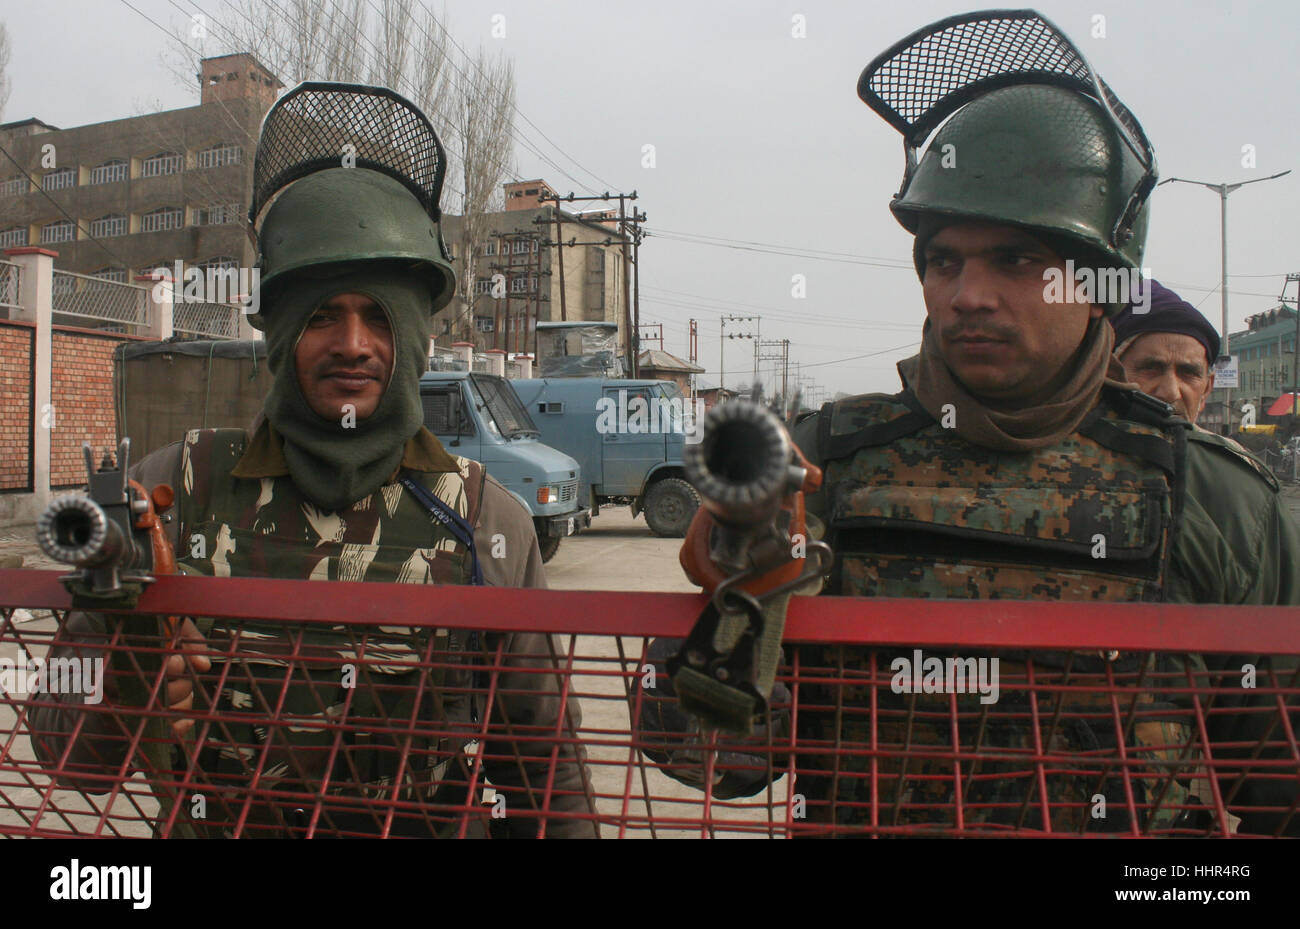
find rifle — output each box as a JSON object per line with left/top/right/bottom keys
{"left": 669, "top": 400, "right": 831, "bottom": 733}
{"left": 36, "top": 439, "right": 177, "bottom": 616}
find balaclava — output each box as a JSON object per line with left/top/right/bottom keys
{"left": 261, "top": 261, "right": 434, "bottom": 512}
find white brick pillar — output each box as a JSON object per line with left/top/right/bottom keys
{"left": 135, "top": 270, "right": 173, "bottom": 340}
{"left": 514, "top": 354, "right": 533, "bottom": 379}
{"left": 5, "top": 246, "right": 57, "bottom": 516}
{"left": 485, "top": 349, "right": 506, "bottom": 377}
{"left": 452, "top": 341, "right": 474, "bottom": 368}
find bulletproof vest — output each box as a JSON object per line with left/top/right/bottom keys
{"left": 171, "top": 427, "right": 487, "bottom": 836}
{"left": 797, "top": 387, "right": 1206, "bottom": 834}
{"left": 816, "top": 387, "right": 1186, "bottom": 602}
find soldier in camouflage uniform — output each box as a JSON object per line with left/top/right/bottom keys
{"left": 28, "top": 84, "right": 597, "bottom": 838}
{"left": 642, "top": 14, "right": 1300, "bottom": 836}
{"left": 779, "top": 23, "right": 1300, "bottom": 836}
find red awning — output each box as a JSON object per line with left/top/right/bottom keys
{"left": 1267, "top": 393, "right": 1299, "bottom": 416}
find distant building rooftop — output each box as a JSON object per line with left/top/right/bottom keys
{"left": 638, "top": 349, "right": 704, "bottom": 374}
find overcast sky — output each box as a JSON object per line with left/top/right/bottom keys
{"left": 5, "top": 1, "right": 1299, "bottom": 398}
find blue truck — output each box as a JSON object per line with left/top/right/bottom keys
{"left": 418, "top": 371, "right": 590, "bottom": 562}
{"left": 511, "top": 377, "right": 700, "bottom": 537}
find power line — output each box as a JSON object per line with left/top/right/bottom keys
{"left": 797, "top": 340, "right": 920, "bottom": 369}
{"left": 648, "top": 229, "right": 915, "bottom": 269}
{"left": 640, "top": 290, "right": 918, "bottom": 331}
{"left": 650, "top": 227, "right": 914, "bottom": 266}
{"left": 407, "top": 0, "right": 617, "bottom": 194}
{"left": 0, "top": 145, "right": 135, "bottom": 268}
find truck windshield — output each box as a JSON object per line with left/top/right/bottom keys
{"left": 469, "top": 374, "right": 541, "bottom": 439}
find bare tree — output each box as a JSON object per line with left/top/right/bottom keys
{"left": 160, "top": 1, "right": 518, "bottom": 341}
{"left": 163, "top": 0, "right": 366, "bottom": 88}
{"left": 0, "top": 21, "right": 12, "bottom": 120}
{"left": 368, "top": 0, "right": 415, "bottom": 89}
{"left": 449, "top": 46, "right": 516, "bottom": 341}
{"left": 322, "top": 0, "right": 369, "bottom": 85}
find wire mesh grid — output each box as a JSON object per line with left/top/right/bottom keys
{"left": 0, "top": 573, "right": 1297, "bottom": 838}
{"left": 0, "top": 261, "right": 20, "bottom": 310}
{"left": 858, "top": 9, "right": 1150, "bottom": 162}
{"left": 172, "top": 302, "right": 241, "bottom": 340}
{"left": 251, "top": 83, "right": 446, "bottom": 226}
{"left": 50, "top": 272, "right": 150, "bottom": 333}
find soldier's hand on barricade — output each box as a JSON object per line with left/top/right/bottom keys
{"left": 163, "top": 619, "right": 211, "bottom": 737}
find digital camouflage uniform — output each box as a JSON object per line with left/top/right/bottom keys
{"left": 642, "top": 13, "right": 1300, "bottom": 835}
{"left": 790, "top": 383, "right": 1300, "bottom": 835}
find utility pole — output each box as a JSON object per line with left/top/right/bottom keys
{"left": 631, "top": 213, "right": 644, "bottom": 377}
{"left": 688, "top": 319, "right": 699, "bottom": 399}
{"left": 720, "top": 314, "right": 760, "bottom": 393}
{"left": 638, "top": 323, "right": 664, "bottom": 350}
{"left": 551, "top": 208, "right": 569, "bottom": 322}
{"left": 1286, "top": 273, "right": 1300, "bottom": 417}
{"left": 1158, "top": 169, "right": 1292, "bottom": 432}
{"left": 757, "top": 338, "right": 791, "bottom": 413}
{"left": 538, "top": 190, "right": 645, "bottom": 377}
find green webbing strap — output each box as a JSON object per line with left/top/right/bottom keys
{"left": 671, "top": 580, "right": 820, "bottom": 735}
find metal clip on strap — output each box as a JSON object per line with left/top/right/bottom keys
{"left": 666, "top": 594, "right": 768, "bottom": 735}
{"left": 668, "top": 542, "right": 832, "bottom": 735}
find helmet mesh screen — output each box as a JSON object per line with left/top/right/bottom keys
{"left": 252, "top": 82, "right": 446, "bottom": 226}
{"left": 860, "top": 10, "right": 1149, "bottom": 164}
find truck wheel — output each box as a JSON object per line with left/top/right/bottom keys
{"left": 538, "top": 535, "right": 561, "bottom": 563}
{"left": 643, "top": 478, "right": 700, "bottom": 538}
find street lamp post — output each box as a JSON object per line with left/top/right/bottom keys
{"left": 1157, "top": 170, "right": 1291, "bottom": 433}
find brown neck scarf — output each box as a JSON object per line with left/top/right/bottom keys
{"left": 898, "top": 317, "right": 1134, "bottom": 452}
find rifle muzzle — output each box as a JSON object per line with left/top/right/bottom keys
{"left": 683, "top": 400, "right": 804, "bottom": 529}
{"left": 36, "top": 495, "right": 136, "bottom": 568}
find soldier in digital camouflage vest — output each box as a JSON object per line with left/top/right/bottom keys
{"left": 781, "top": 15, "right": 1300, "bottom": 837}
{"left": 28, "top": 83, "right": 597, "bottom": 838}
{"left": 640, "top": 12, "right": 1300, "bottom": 836}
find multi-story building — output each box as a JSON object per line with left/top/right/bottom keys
{"left": 0, "top": 53, "right": 280, "bottom": 331}
{"left": 1204, "top": 303, "right": 1300, "bottom": 430}
{"left": 439, "top": 179, "right": 632, "bottom": 361}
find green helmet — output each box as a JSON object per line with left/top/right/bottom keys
{"left": 248, "top": 82, "right": 457, "bottom": 328}
{"left": 889, "top": 84, "right": 1150, "bottom": 271}
{"left": 859, "top": 11, "right": 1158, "bottom": 274}
{"left": 256, "top": 167, "right": 455, "bottom": 315}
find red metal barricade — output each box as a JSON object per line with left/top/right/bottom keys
{"left": 0, "top": 568, "right": 1297, "bottom": 838}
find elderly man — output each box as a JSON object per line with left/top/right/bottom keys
{"left": 1112, "top": 280, "right": 1220, "bottom": 423}
{"left": 27, "top": 83, "right": 596, "bottom": 838}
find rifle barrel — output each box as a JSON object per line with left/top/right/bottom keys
{"left": 36, "top": 495, "right": 135, "bottom": 568}
{"left": 684, "top": 400, "right": 797, "bottom": 530}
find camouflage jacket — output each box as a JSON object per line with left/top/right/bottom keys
{"left": 29, "top": 422, "right": 598, "bottom": 838}
{"left": 794, "top": 384, "right": 1300, "bottom": 607}
{"left": 787, "top": 382, "right": 1300, "bottom": 833}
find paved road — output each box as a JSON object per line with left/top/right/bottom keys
{"left": 545, "top": 508, "right": 789, "bottom": 837}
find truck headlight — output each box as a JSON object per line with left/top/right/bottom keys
{"left": 537, "top": 486, "right": 553, "bottom": 504}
